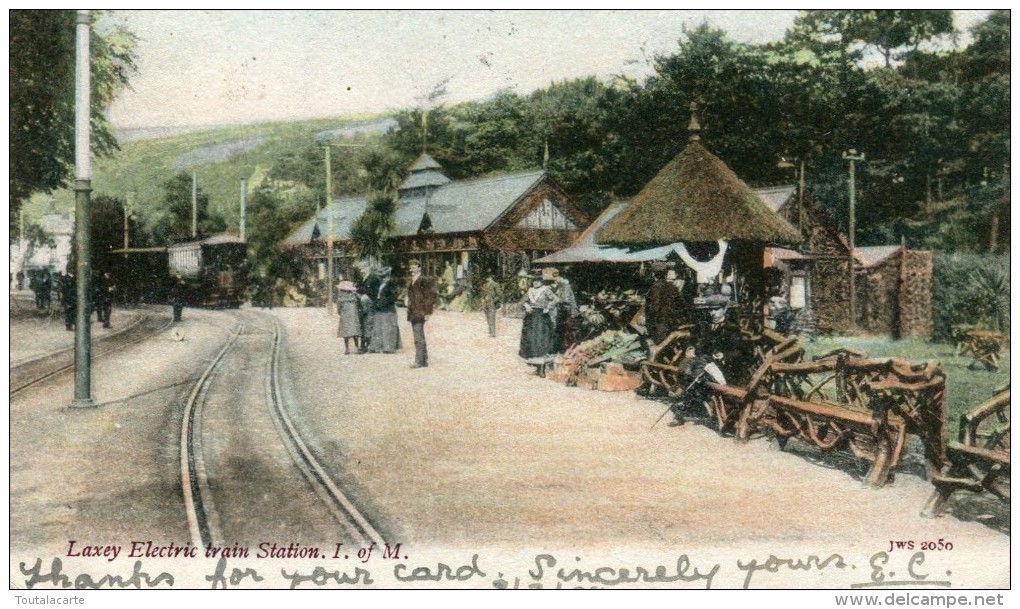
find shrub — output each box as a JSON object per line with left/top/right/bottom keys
{"left": 932, "top": 253, "right": 1010, "bottom": 342}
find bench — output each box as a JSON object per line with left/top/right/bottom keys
{"left": 922, "top": 386, "right": 1010, "bottom": 517}
{"left": 957, "top": 330, "right": 1007, "bottom": 371}
{"left": 710, "top": 347, "right": 948, "bottom": 488}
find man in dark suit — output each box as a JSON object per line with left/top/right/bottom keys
{"left": 93, "top": 270, "right": 115, "bottom": 328}
{"left": 406, "top": 260, "right": 438, "bottom": 368}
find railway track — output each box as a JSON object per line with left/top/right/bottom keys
{"left": 9, "top": 308, "right": 174, "bottom": 396}
{"left": 180, "top": 309, "right": 387, "bottom": 550}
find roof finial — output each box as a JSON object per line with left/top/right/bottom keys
{"left": 688, "top": 102, "right": 701, "bottom": 142}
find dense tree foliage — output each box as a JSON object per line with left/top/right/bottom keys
{"left": 349, "top": 148, "right": 406, "bottom": 262}
{"left": 149, "top": 174, "right": 227, "bottom": 245}
{"left": 374, "top": 10, "right": 1007, "bottom": 254}
{"left": 9, "top": 10, "right": 135, "bottom": 228}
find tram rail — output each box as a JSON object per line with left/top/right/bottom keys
{"left": 9, "top": 308, "right": 173, "bottom": 396}
{"left": 180, "top": 309, "right": 387, "bottom": 550}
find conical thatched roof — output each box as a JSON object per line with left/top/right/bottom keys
{"left": 598, "top": 141, "right": 801, "bottom": 245}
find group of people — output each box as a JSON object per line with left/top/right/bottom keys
{"left": 644, "top": 264, "right": 745, "bottom": 426}
{"left": 335, "top": 260, "right": 438, "bottom": 369}
{"left": 58, "top": 270, "right": 117, "bottom": 331}
{"left": 518, "top": 267, "right": 580, "bottom": 376}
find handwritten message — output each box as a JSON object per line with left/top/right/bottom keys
{"left": 13, "top": 541, "right": 967, "bottom": 589}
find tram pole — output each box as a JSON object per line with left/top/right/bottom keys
{"left": 843, "top": 149, "right": 864, "bottom": 334}
{"left": 71, "top": 9, "right": 94, "bottom": 407}
{"left": 323, "top": 146, "right": 334, "bottom": 308}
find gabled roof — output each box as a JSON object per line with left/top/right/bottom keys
{"left": 756, "top": 185, "right": 797, "bottom": 213}
{"left": 393, "top": 170, "right": 547, "bottom": 236}
{"left": 598, "top": 141, "right": 801, "bottom": 245}
{"left": 283, "top": 169, "right": 551, "bottom": 246}
{"left": 536, "top": 202, "right": 632, "bottom": 263}
{"left": 283, "top": 195, "right": 370, "bottom": 246}
{"left": 408, "top": 152, "right": 443, "bottom": 172}
{"left": 855, "top": 245, "right": 903, "bottom": 268}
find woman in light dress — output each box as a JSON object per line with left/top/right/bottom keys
{"left": 518, "top": 271, "right": 560, "bottom": 376}
{"left": 336, "top": 280, "right": 362, "bottom": 354}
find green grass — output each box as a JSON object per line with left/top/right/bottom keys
{"left": 805, "top": 336, "right": 1010, "bottom": 438}
{"left": 24, "top": 113, "right": 391, "bottom": 233}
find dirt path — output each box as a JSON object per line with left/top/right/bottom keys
{"left": 7, "top": 305, "right": 1009, "bottom": 589}
{"left": 278, "top": 307, "right": 1010, "bottom": 588}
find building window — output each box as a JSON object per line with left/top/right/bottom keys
{"left": 790, "top": 275, "right": 807, "bottom": 309}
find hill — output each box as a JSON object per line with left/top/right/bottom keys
{"left": 24, "top": 114, "right": 396, "bottom": 236}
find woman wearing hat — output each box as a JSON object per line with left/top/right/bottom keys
{"left": 336, "top": 280, "right": 362, "bottom": 354}
{"left": 369, "top": 266, "right": 401, "bottom": 353}
{"left": 519, "top": 271, "right": 560, "bottom": 376}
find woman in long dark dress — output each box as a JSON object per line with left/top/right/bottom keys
{"left": 369, "top": 267, "right": 401, "bottom": 353}
{"left": 519, "top": 275, "right": 559, "bottom": 376}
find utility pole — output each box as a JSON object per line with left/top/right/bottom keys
{"left": 191, "top": 172, "right": 198, "bottom": 238}
{"left": 798, "top": 157, "right": 806, "bottom": 232}
{"left": 124, "top": 192, "right": 135, "bottom": 250}
{"left": 239, "top": 178, "right": 247, "bottom": 241}
{"left": 72, "top": 9, "right": 94, "bottom": 407}
{"left": 323, "top": 146, "right": 334, "bottom": 306}
{"left": 326, "top": 218, "right": 335, "bottom": 309}
{"left": 843, "top": 149, "right": 865, "bottom": 333}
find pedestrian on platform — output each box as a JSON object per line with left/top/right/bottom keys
{"left": 369, "top": 267, "right": 401, "bottom": 353}
{"left": 518, "top": 272, "right": 559, "bottom": 376}
{"left": 545, "top": 267, "right": 580, "bottom": 353}
{"left": 336, "top": 281, "right": 362, "bottom": 354}
{"left": 61, "top": 271, "right": 77, "bottom": 331}
{"left": 93, "top": 270, "right": 115, "bottom": 328}
{"left": 34, "top": 271, "right": 52, "bottom": 310}
{"left": 476, "top": 275, "right": 503, "bottom": 338}
{"left": 645, "top": 267, "right": 686, "bottom": 346}
{"left": 169, "top": 274, "right": 188, "bottom": 322}
{"left": 406, "top": 260, "right": 437, "bottom": 368}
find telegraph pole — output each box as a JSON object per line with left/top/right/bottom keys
{"left": 71, "top": 9, "right": 94, "bottom": 407}
{"left": 323, "top": 146, "right": 334, "bottom": 307}
{"left": 798, "top": 157, "right": 806, "bottom": 231}
{"left": 239, "top": 178, "right": 247, "bottom": 241}
{"left": 191, "top": 172, "right": 198, "bottom": 237}
{"left": 124, "top": 192, "right": 135, "bottom": 250}
{"left": 843, "top": 149, "right": 865, "bottom": 333}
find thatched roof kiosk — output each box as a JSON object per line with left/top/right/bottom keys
{"left": 598, "top": 110, "right": 800, "bottom": 246}
{"left": 597, "top": 106, "right": 800, "bottom": 321}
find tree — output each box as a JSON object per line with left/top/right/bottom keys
{"left": 245, "top": 185, "right": 315, "bottom": 290}
{"left": 151, "top": 174, "right": 226, "bottom": 245}
{"left": 790, "top": 10, "right": 955, "bottom": 67}
{"left": 350, "top": 148, "right": 405, "bottom": 263}
{"left": 9, "top": 10, "right": 136, "bottom": 223}
{"left": 65, "top": 194, "right": 137, "bottom": 278}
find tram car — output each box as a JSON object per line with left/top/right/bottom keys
{"left": 105, "top": 247, "right": 172, "bottom": 304}
{"left": 168, "top": 234, "right": 248, "bottom": 308}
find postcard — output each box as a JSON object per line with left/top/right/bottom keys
{"left": 8, "top": 9, "right": 1010, "bottom": 599}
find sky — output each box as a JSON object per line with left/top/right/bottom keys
{"left": 102, "top": 9, "right": 992, "bottom": 130}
